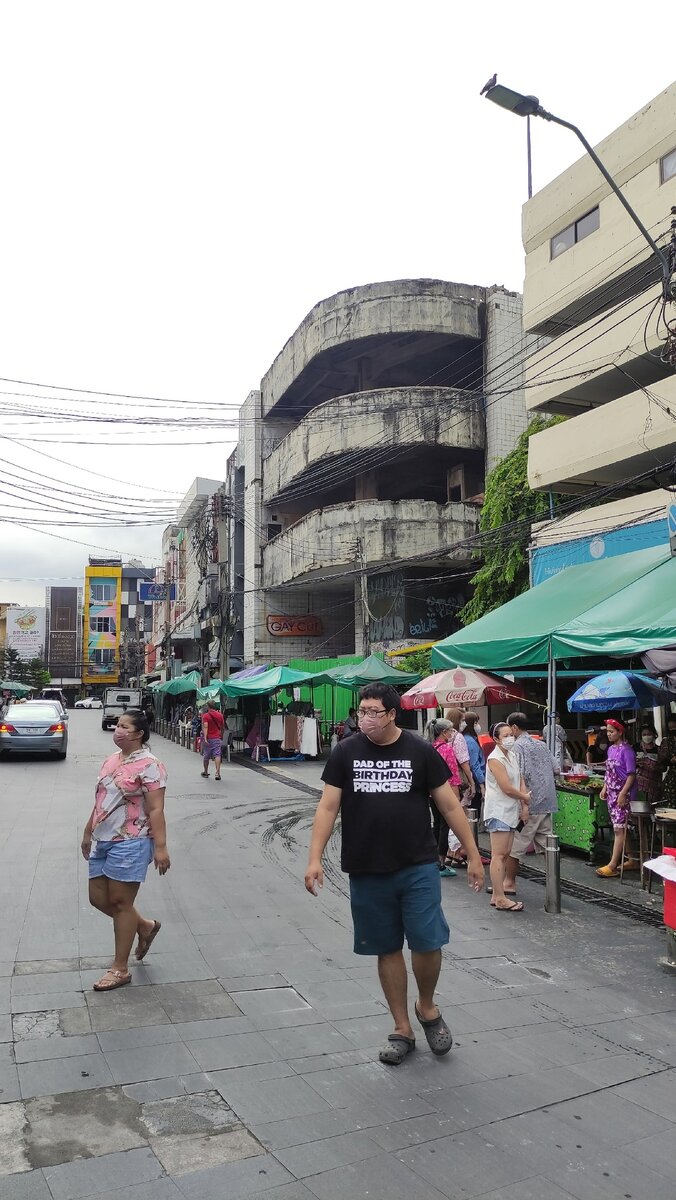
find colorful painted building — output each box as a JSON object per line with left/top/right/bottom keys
{"left": 83, "top": 561, "right": 122, "bottom": 685}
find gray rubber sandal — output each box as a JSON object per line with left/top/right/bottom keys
{"left": 379, "top": 1034, "right": 415, "bottom": 1065}
{"left": 414, "top": 1003, "right": 453, "bottom": 1056}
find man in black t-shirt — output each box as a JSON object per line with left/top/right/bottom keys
{"left": 305, "top": 683, "right": 484, "bottom": 1067}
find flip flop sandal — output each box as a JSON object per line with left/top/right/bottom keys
{"left": 135, "top": 919, "right": 162, "bottom": 961}
{"left": 201, "top": 771, "right": 209, "bottom": 778}
{"left": 379, "top": 1034, "right": 415, "bottom": 1065}
{"left": 93, "top": 969, "right": 131, "bottom": 992}
{"left": 414, "top": 1003, "right": 453, "bottom": 1056}
{"left": 486, "top": 887, "right": 517, "bottom": 896}
{"left": 494, "top": 900, "right": 524, "bottom": 912}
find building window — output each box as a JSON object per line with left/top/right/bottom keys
{"left": 551, "top": 207, "right": 600, "bottom": 259}
{"left": 91, "top": 582, "right": 115, "bottom": 602}
{"left": 90, "top": 616, "right": 116, "bottom": 634}
{"left": 90, "top": 648, "right": 115, "bottom": 666}
{"left": 661, "top": 147, "right": 676, "bottom": 184}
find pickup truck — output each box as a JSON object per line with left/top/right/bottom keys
{"left": 102, "top": 687, "right": 143, "bottom": 731}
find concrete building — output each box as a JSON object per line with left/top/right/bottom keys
{"left": 523, "top": 83, "right": 676, "bottom": 569}
{"left": 228, "top": 278, "right": 528, "bottom": 664}
{"left": 82, "top": 559, "right": 154, "bottom": 686}
{"left": 46, "top": 586, "right": 83, "bottom": 699}
{"left": 149, "top": 480, "right": 224, "bottom": 681}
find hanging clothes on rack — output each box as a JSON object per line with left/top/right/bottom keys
{"left": 300, "top": 717, "right": 319, "bottom": 758}
{"left": 269, "top": 713, "right": 285, "bottom": 742}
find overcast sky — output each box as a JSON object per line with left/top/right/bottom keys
{"left": 1, "top": 2, "right": 673, "bottom": 607}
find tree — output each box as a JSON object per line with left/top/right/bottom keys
{"left": 459, "top": 415, "right": 565, "bottom": 626}
{"left": 0, "top": 646, "right": 23, "bottom": 681}
{"left": 26, "top": 658, "right": 51, "bottom": 690}
{"left": 398, "top": 648, "right": 432, "bottom": 677}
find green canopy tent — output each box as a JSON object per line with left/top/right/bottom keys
{"left": 327, "top": 653, "right": 420, "bottom": 689}
{"left": 0, "top": 679, "right": 34, "bottom": 696}
{"left": 430, "top": 544, "right": 675, "bottom": 750}
{"left": 156, "top": 670, "right": 202, "bottom": 696}
{"left": 201, "top": 664, "right": 326, "bottom": 700}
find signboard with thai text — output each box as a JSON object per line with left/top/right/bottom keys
{"left": 6, "top": 607, "right": 47, "bottom": 660}
{"left": 139, "top": 583, "right": 176, "bottom": 602}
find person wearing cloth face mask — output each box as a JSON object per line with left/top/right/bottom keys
{"left": 596, "top": 719, "right": 637, "bottom": 878}
{"left": 635, "top": 724, "right": 661, "bottom": 808}
{"left": 484, "top": 723, "right": 531, "bottom": 912}
{"left": 423, "top": 718, "right": 461, "bottom": 877}
{"left": 81, "top": 710, "right": 169, "bottom": 991}
{"left": 306, "top": 684, "right": 484, "bottom": 1066}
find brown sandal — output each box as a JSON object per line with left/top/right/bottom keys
{"left": 93, "top": 968, "right": 131, "bottom": 991}
{"left": 135, "top": 919, "right": 162, "bottom": 961}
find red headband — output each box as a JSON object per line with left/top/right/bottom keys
{"left": 606, "top": 719, "right": 625, "bottom": 732}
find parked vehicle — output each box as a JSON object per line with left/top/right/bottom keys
{"left": 101, "top": 687, "right": 143, "bottom": 731}
{"left": 0, "top": 702, "right": 68, "bottom": 758}
{"left": 75, "top": 697, "right": 103, "bottom": 709}
{"left": 24, "top": 699, "right": 68, "bottom": 722}
{"left": 40, "top": 687, "right": 69, "bottom": 709}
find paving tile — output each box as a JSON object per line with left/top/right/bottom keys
{"left": 87, "top": 998, "right": 171, "bottom": 1033}
{"left": 14, "top": 960, "right": 80, "bottom": 976}
{"left": 208, "top": 1062, "right": 296, "bottom": 1091}
{"left": 0, "top": 1060, "right": 22, "bottom": 1101}
{"left": 0, "top": 1170, "right": 52, "bottom": 1199}
{"left": 275, "top": 1131, "right": 381, "bottom": 1178}
{"left": 548, "top": 1089, "right": 674, "bottom": 1145}
{"left": 217, "top": 974, "right": 289, "bottom": 992}
{"left": 186, "top": 1032, "right": 281, "bottom": 1071}
{"left": 622, "top": 1128, "right": 676, "bottom": 1180}
{"left": 568, "top": 1052, "right": 664, "bottom": 1087}
{"left": 11, "top": 972, "right": 82, "bottom": 996}
{"left": 59, "top": 1007, "right": 93, "bottom": 1035}
{"left": 140, "top": 955, "right": 216, "bottom": 985}
{"left": 153, "top": 982, "right": 240, "bottom": 1023}
{"left": 261, "top": 1024, "right": 354, "bottom": 1061}
{"left": 366, "top": 1111, "right": 469, "bottom": 1151}
{"left": 85, "top": 1184, "right": 183, "bottom": 1200}
{"left": 170, "top": 1016, "right": 254, "bottom": 1041}
{"left": 250, "top": 1110, "right": 370, "bottom": 1152}
{"left": 474, "top": 1180, "right": 587, "bottom": 1200}
{"left": 96, "top": 1024, "right": 183, "bottom": 1053}
{"left": 301, "top": 1151, "right": 447, "bottom": 1200}
{"left": 11, "top": 992, "right": 85, "bottom": 1014}
{"left": 0, "top": 1099, "right": 31, "bottom": 1173}
{"left": 250, "top": 1009, "right": 327, "bottom": 1032}
{"left": 215, "top": 1074, "right": 333, "bottom": 1124}
{"left": 329, "top": 1015, "right": 398, "bottom": 1049}
{"left": 0, "top": 1015, "right": 12, "bottom": 1042}
{"left": 543, "top": 1145, "right": 676, "bottom": 1200}
{"left": 104, "top": 1042, "right": 201, "bottom": 1085}
{"left": 24, "top": 1087, "right": 147, "bottom": 1167}
{"left": 15, "top": 1034, "right": 100, "bottom": 1063}
{"left": 18, "top": 1053, "right": 113, "bottom": 1099}
{"left": 43, "top": 1147, "right": 164, "bottom": 1199}
{"left": 151, "top": 1127, "right": 263, "bottom": 1175}
{"left": 230, "top": 987, "right": 311, "bottom": 1018}
{"left": 174, "top": 1152, "right": 293, "bottom": 1198}
{"left": 248, "top": 1186, "right": 316, "bottom": 1200}
{"left": 398, "top": 1128, "right": 536, "bottom": 1196}
{"left": 612, "top": 1068, "right": 676, "bottom": 1116}
{"left": 289, "top": 1050, "right": 372, "bottom": 1075}
{"left": 0, "top": 962, "right": 16, "bottom": 977}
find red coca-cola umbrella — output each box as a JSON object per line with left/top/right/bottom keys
{"left": 400, "top": 667, "right": 525, "bottom": 710}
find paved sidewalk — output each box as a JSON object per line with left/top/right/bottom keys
{"left": 2, "top": 715, "right": 676, "bottom": 1199}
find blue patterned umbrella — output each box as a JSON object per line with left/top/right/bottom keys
{"left": 567, "top": 670, "right": 673, "bottom": 712}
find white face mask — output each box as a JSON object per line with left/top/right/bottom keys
{"left": 459, "top": 720, "right": 467, "bottom": 732}
{"left": 501, "top": 735, "right": 515, "bottom": 750}
{"left": 475, "top": 723, "right": 481, "bottom": 734}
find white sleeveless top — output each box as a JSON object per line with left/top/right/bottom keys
{"left": 484, "top": 747, "right": 521, "bottom": 827}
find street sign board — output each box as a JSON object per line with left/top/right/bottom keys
{"left": 139, "top": 583, "right": 176, "bottom": 602}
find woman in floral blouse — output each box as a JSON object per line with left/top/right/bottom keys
{"left": 81, "top": 710, "right": 170, "bottom": 991}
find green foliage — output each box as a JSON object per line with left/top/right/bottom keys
{"left": 459, "top": 416, "right": 565, "bottom": 626}
{"left": 0, "top": 647, "right": 50, "bottom": 689}
{"left": 398, "top": 648, "right": 432, "bottom": 677}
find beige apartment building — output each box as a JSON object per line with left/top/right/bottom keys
{"left": 523, "top": 82, "right": 676, "bottom": 574}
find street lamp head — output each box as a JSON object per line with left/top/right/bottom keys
{"left": 484, "top": 83, "right": 541, "bottom": 118}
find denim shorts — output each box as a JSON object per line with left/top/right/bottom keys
{"left": 484, "top": 818, "right": 515, "bottom": 833}
{"left": 89, "top": 838, "right": 154, "bottom": 882}
{"left": 349, "top": 863, "right": 450, "bottom": 956}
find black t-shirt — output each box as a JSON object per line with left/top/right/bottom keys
{"left": 320, "top": 729, "right": 450, "bottom": 875}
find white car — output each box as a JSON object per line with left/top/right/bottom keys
{"left": 75, "top": 697, "right": 103, "bottom": 709}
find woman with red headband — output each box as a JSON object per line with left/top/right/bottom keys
{"left": 596, "top": 719, "right": 638, "bottom": 878}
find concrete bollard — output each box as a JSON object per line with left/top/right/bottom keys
{"left": 545, "top": 832, "right": 561, "bottom": 914}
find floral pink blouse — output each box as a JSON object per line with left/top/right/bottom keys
{"left": 91, "top": 749, "right": 167, "bottom": 842}
{"left": 433, "top": 737, "right": 462, "bottom": 787}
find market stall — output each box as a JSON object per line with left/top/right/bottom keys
{"left": 553, "top": 773, "right": 608, "bottom": 857}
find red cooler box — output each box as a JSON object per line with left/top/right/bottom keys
{"left": 664, "top": 847, "right": 676, "bottom": 931}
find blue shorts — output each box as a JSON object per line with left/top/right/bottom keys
{"left": 202, "top": 737, "right": 223, "bottom": 762}
{"left": 89, "top": 838, "right": 154, "bottom": 883}
{"left": 484, "top": 818, "right": 515, "bottom": 833}
{"left": 349, "top": 863, "right": 450, "bottom": 956}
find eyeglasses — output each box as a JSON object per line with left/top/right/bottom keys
{"left": 357, "top": 708, "right": 388, "bottom": 718}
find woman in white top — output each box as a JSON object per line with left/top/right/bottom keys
{"left": 485, "top": 723, "right": 531, "bottom": 912}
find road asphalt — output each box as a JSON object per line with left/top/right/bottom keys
{"left": 1, "top": 712, "right": 676, "bottom": 1200}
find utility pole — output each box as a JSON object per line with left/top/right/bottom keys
{"left": 355, "top": 537, "right": 370, "bottom": 657}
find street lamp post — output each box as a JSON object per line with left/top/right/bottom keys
{"left": 483, "top": 83, "right": 674, "bottom": 298}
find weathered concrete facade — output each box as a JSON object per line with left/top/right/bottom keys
{"left": 227, "top": 278, "right": 526, "bottom": 664}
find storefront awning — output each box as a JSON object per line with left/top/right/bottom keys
{"left": 432, "top": 545, "right": 674, "bottom": 671}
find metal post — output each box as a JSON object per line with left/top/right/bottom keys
{"left": 545, "top": 833, "right": 561, "bottom": 914}
{"left": 467, "top": 807, "right": 480, "bottom": 853}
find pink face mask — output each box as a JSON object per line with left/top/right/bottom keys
{"left": 113, "top": 727, "right": 136, "bottom": 748}
{"left": 359, "top": 716, "right": 382, "bottom": 735}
